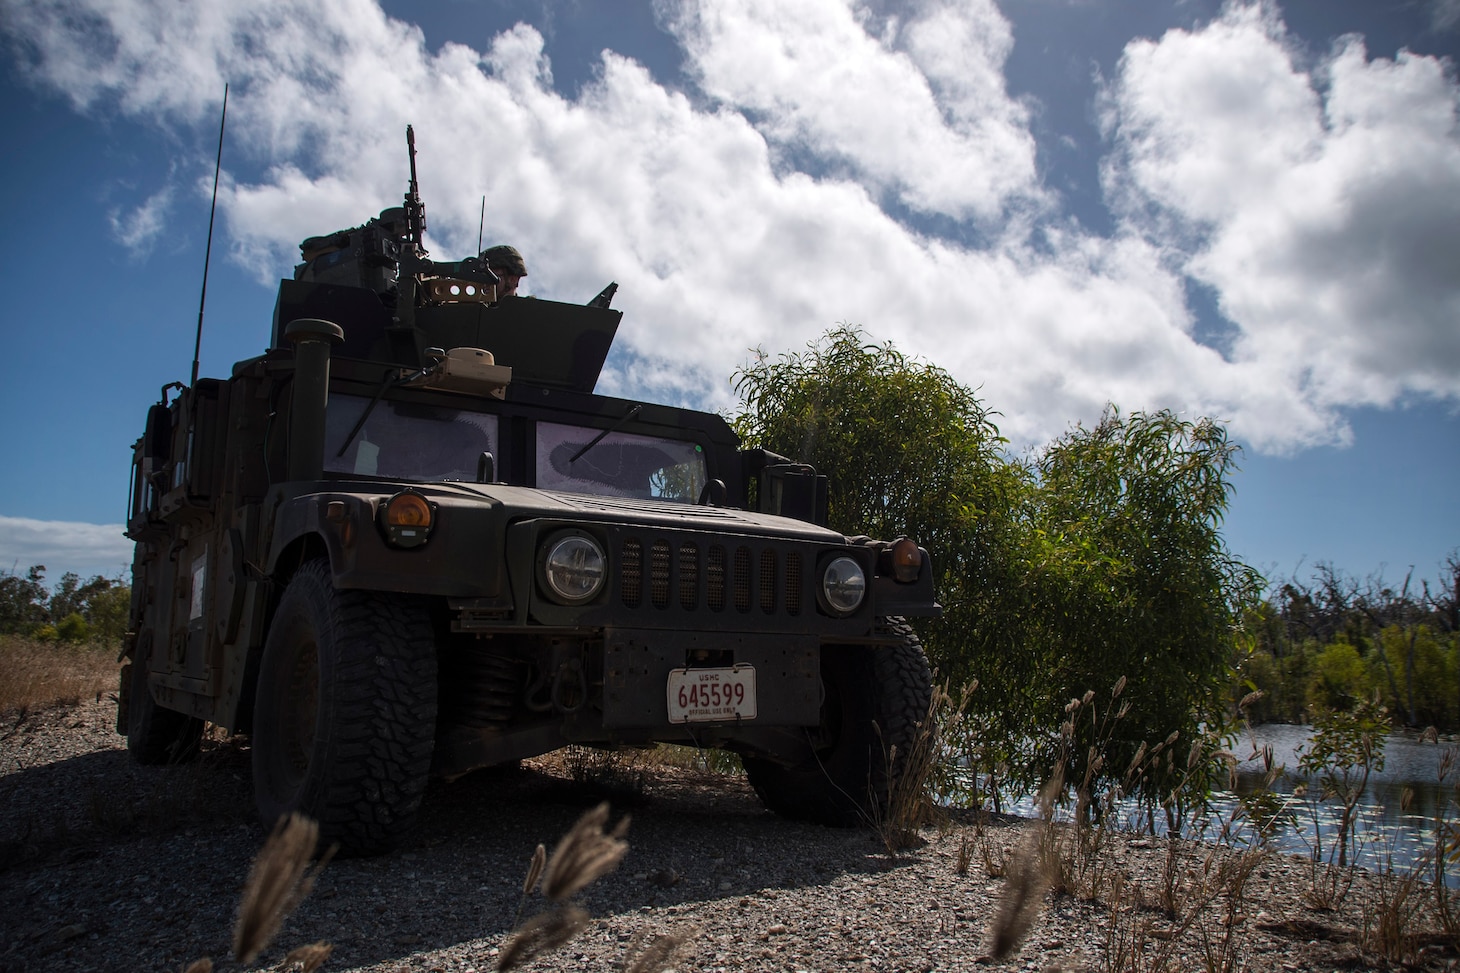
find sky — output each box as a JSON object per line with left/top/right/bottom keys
{"left": 0, "top": 0, "right": 1456, "bottom": 592}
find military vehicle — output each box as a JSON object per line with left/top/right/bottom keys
{"left": 118, "top": 128, "right": 939, "bottom": 854}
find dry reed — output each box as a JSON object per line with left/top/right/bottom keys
{"left": 542, "top": 801, "right": 630, "bottom": 901}
{"left": 232, "top": 813, "right": 333, "bottom": 964}
{"left": 497, "top": 905, "right": 590, "bottom": 971}
{"left": 500, "top": 802, "right": 633, "bottom": 970}
{"left": 281, "top": 941, "right": 335, "bottom": 972}
{"left": 987, "top": 829, "right": 1052, "bottom": 960}
{"left": 622, "top": 927, "right": 694, "bottom": 973}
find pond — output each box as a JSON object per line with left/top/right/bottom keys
{"left": 975, "top": 724, "right": 1460, "bottom": 879}
{"left": 1222, "top": 723, "right": 1460, "bottom": 877}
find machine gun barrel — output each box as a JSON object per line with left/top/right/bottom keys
{"left": 404, "top": 124, "right": 427, "bottom": 256}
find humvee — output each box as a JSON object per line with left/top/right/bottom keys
{"left": 118, "top": 128, "right": 939, "bottom": 854}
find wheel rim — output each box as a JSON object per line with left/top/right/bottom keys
{"left": 281, "top": 636, "right": 320, "bottom": 788}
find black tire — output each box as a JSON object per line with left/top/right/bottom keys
{"left": 252, "top": 560, "right": 438, "bottom": 856}
{"left": 743, "top": 618, "right": 933, "bottom": 827}
{"left": 124, "top": 636, "right": 205, "bottom": 765}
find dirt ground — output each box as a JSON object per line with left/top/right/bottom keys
{"left": 2, "top": 697, "right": 1456, "bottom": 972}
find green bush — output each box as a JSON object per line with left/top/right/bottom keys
{"left": 1308, "top": 641, "right": 1366, "bottom": 711}
{"left": 55, "top": 612, "right": 90, "bottom": 644}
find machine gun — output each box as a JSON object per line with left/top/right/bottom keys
{"left": 392, "top": 126, "right": 500, "bottom": 329}
{"left": 294, "top": 125, "right": 500, "bottom": 329}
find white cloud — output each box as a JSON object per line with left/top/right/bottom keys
{"left": 108, "top": 184, "right": 175, "bottom": 257}
{"left": 0, "top": 516, "right": 132, "bottom": 583}
{"left": 2, "top": 0, "right": 1457, "bottom": 456}
{"left": 1102, "top": 1, "right": 1460, "bottom": 450}
{"left": 659, "top": 0, "right": 1044, "bottom": 223}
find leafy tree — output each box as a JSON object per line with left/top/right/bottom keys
{"left": 731, "top": 325, "right": 1027, "bottom": 667}
{"left": 1242, "top": 557, "right": 1460, "bottom": 729}
{"left": 732, "top": 329, "right": 1259, "bottom": 814}
{"left": 0, "top": 564, "right": 131, "bottom": 644}
{"left": 1015, "top": 407, "right": 1262, "bottom": 811}
{"left": 732, "top": 325, "right": 1020, "bottom": 558}
{"left": 84, "top": 582, "right": 131, "bottom": 644}
{"left": 0, "top": 565, "right": 49, "bottom": 634}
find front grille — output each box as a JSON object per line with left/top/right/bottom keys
{"left": 622, "top": 539, "right": 642, "bottom": 605}
{"left": 678, "top": 543, "right": 698, "bottom": 609}
{"left": 707, "top": 547, "right": 726, "bottom": 611}
{"left": 650, "top": 541, "right": 671, "bottom": 608}
{"left": 620, "top": 535, "right": 805, "bottom": 618}
{"left": 759, "top": 550, "right": 777, "bottom": 614}
{"left": 733, "top": 547, "right": 751, "bottom": 613}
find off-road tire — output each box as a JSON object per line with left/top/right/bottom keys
{"left": 124, "top": 638, "right": 205, "bottom": 765}
{"left": 252, "top": 559, "right": 438, "bottom": 856}
{"left": 743, "top": 617, "right": 932, "bottom": 827}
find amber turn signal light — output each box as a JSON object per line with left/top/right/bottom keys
{"left": 891, "top": 537, "right": 922, "bottom": 583}
{"left": 382, "top": 490, "right": 434, "bottom": 548}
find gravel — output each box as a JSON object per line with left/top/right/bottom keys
{"left": 0, "top": 698, "right": 1449, "bottom": 972}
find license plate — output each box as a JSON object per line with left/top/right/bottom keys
{"left": 666, "top": 666, "right": 757, "bottom": 724}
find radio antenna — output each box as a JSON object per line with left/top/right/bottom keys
{"left": 477, "top": 194, "right": 486, "bottom": 252}
{"left": 191, "top": 82, "right": 229, "bottom": 387}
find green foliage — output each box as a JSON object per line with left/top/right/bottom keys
{"left": 83, "top": 582, "right": 131, "bottom": 644}
{"left": 1241, "top": 558, "right": 1460, "bottom": 729}
{"left": 0, "top": 565, "right": 49, "bottom": 633}
{"left": 1309, "top": 641, "right": 1366, "bottom": 711}
{"left": 732, "top": 328, "right": 1258, "bottom": 815}
{"left": 732, "top": 325, "right": 1018, "bottom": 559}
{"left": 1014, "top": 407, "right": 1261, "bottom": 808}
{"left": 1297, "top": 697, "right": 1390, "bottom": 868}
{"left": 55, "top": 612, "right": 90, "bottom": 644}
{"left": 0, "top": 564, "right": 130, "bottom": 645}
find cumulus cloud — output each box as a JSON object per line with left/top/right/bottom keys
{"left": 0, "top": 516, "right": 132, "bottom": 583}
{"left": 1, "top": 0, "right": 1456, "bottom": 455}
{"left": 1102, "top": 2, "right": 1460, "bottom": 450}
{"left": 660, "top": 0, "right": 1043, "bottom": 223}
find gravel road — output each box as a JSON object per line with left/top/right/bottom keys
{"left": 0, "top": 698, "right": 1436, "bottom": 972}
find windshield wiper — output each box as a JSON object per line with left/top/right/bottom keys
{"left": 336, "top": 369, "right": 400, "bottom": 458}
{"left": 569, "top": 404, "right": 643, "bottom": 465}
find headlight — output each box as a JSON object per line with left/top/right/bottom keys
{"left": 381, "top": 490, "right": 434, "bottom": 549}
{"left": 821, "top": 555, "right": 866, "bottom": 615}
{"left": 540, "top": 533, "right": 607, "bottom": 605}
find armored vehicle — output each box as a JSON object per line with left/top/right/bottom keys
{"left": 119, "top": 129, "right": 939, "bottom": 854}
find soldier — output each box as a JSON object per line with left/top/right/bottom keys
{"left": 481, "top": 244, "right": 527, "bottom": 300}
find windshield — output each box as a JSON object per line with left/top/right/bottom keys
{"left": 324, "top": 394, "right": 498, "bottom": 481}
{"left": 536, "top": 421, "right": 707, "bottom": 502}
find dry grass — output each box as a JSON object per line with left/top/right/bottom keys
{"left": 500, "top": 801, "right": 632, "bottom": 971}
{"left": 498, "top": 905, "right": 590, "bottom": 971}
{"left": 542, "top": 801, "right": 630, "bottom": 901}
{"left": 870, "top": 679, "right": 977, "bottom": 855}
{"left": 622, "top": 927, "right": 694, "bottom": 973}
{"left": 987, "top": 828, "right": 1053, "bottom": 959}
{"left": 233, "top": 813, "right": 334, "bottom": 965}
{"left": 0, "top": 635, "right": 118, "bottom": 715}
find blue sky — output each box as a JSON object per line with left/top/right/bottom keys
{"left": 0, "top": 0, "right": 1456, "bottom": 590}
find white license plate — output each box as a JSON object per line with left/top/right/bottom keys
{"left": 666, "top": 666, "right": 757, "bottom": 724}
